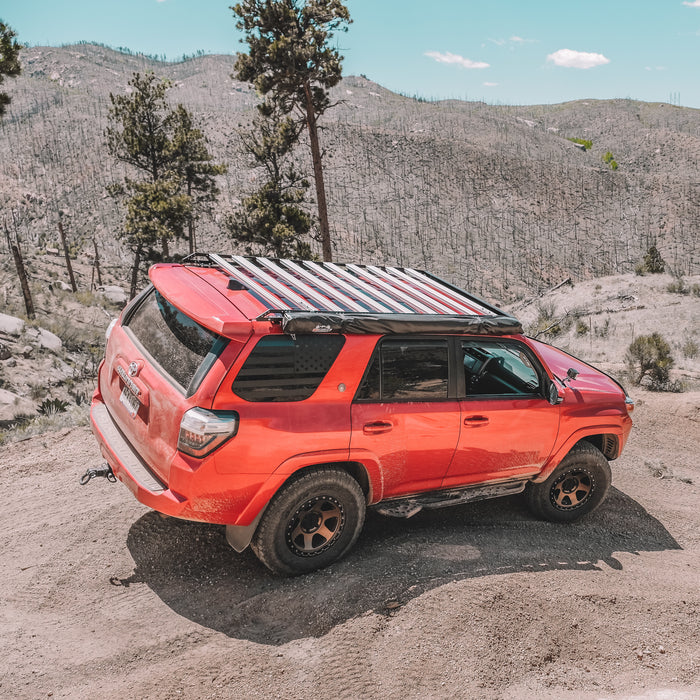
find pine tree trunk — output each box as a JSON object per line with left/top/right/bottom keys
{"left": 303, "top": 82, "right": 332, "bottom": 262}
{"left": 161, "top": 236, "right": 169, "bottom": 259}
{"left": 92, "top": 238, "right": 103, "bottom": 287}
{"left": 11, "top": 242, "right": 35, "bottom": 319}
{"left": 58, "top": 219, "right": 78, "bottom": 292}
{"left": 130, "top": 245, "right": 142, "bottom": 300}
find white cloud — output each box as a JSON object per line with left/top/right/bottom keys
{"left": 547, "top": 49, "right": 610, "bottom": 69}
{"left": 483, "top": 82, "right": 499, "bottom": 87}
{"left": 682, "top": 0, "right": 700, "bottom": 6}
{"left": 425, "top": 51, "right": 489, "bottom": 69}
{"left": 509, "top": 36, "right": 537, "bottom": 44}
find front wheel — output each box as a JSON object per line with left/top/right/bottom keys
{"left": 251, "top": 467, "right": 366, "bottom": 576}
{"left": 525, "top": 442, "right": 611, "bottom": 523}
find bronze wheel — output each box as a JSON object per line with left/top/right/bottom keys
{"left": 550, "top": 469, "right": 594, "bottom": 511}
{"left": 286, "top": 495, "right": 345, "bottom": 557}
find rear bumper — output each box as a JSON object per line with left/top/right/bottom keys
{"left": 90, "top": 398, "right": 269, "bottom": 525}
{"left": 90, "top": 401, "right": 188, "bottom": 517}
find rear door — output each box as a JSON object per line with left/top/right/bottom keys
{"left": 102, "top": 287, "right": 230, "bottom": 482}
{"left": 351, "top": 338, "right": 460, "bottom": 498}
{"left": 443, "top": 338, "right": 560, "bottom": 488}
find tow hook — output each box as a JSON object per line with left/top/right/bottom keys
{"left": 79, "top": 464, "right": 117, "bottom": 485}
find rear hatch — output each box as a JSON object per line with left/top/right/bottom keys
{"left": 100, "top": 267, "right": 251, "bottom": 483}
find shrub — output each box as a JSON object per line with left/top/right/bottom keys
{"left": 681, "top": 339, "right": 699, "bottom": 359}
{"left": 37, "top": 398, "right": 69, "bottom": 416}
{"left": 625, "top": 333, "right": 676, "bottom": 390}
{"left": 636, "top": 245, "right": 665, "bottom": 274}
{"left": 575, "top": 319, "right": 589, "bottom": 336}
{"left": 602, "top": 151, "right": 618, "bottom": 170}
{"left": 666, "top": 277, "right": 687, "bottom": 294}
{"left": 568, "top": 137, "right": 593, "bottom": 150}
{"left": 530, "top": 302, "right": 571, "bottom": 338}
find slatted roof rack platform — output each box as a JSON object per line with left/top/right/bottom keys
{"left": 183, "top": 253, "right": 523, "bottom": 336}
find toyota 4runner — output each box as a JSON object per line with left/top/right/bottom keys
{"left": 90, "top": 254, "right": 634, "bottom": 575}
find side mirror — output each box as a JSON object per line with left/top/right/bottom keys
{"left": 547, "top": 381, "right": 564, "bottom": 405}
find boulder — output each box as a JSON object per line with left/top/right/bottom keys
{"left": 0, "top": 388, "right": 35, "bottom": 422}
{"left": 36, "top": 328, "right": 63, "bottom": 352}
{"left": 98, "top": 285, "right": 128, "bottom": 305}
{"left": 0, "top": 342, "right": 11, "bottom": 361}
{"left": 0, "top": 313, "right": 25, "bottom": 337}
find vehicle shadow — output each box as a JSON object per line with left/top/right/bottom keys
{"left": 117, "top": 486, "right": 679, "bottom": 645}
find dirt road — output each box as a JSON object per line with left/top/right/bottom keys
{"left": 1, "top": 390, "right": 698, "bottom": 699}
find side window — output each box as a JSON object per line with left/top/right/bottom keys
{"left": 357, "top": 339, "right": 449, "bottom": 401}
{"left": 462, "top": 340, "right": 541, "bottom": 397}
{"left": 233, "top": 334, "right": 345, "bottom": 402}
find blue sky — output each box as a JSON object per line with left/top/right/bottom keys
{"left": 4, "top": 0, "right": 700, "bottom": 107}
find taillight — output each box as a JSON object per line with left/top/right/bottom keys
{"left": 178, "top": 407, "right": 239, "bottom": 458}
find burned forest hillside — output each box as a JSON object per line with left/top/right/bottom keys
{"left": 1, "top": 43, "right": 700, "bottom": 301}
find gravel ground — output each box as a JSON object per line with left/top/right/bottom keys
{"left": 0, "top": 390, "right": 698, "bottom": 699}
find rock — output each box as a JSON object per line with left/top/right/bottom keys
{"left": 36, "top": 328, "right": 62, "bottom": 352}
{"left": 0, "top": 313, "right": 25, "bottom": 336}
{"left": 22, "top": 345, "right": 34, "bottom": 358}
{"left": 0, "top": 388, "right": 35, "bottom": 422}
{"left": 0, "top": 343, "right": 11, "bottom": 361}
{"left": 98, "top": 285, "right": 128, "bottom": 305}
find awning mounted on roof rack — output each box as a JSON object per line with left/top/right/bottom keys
{"left": 183, "top": 253, "right": 522, "bottom": 335}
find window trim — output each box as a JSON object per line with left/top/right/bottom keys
{"left": 457, "top": 338, "right": 548, "bottom": 401}
{"left": 353, "top": 336, "right": 458, "bottom": 403}
{"left": 353, "top": 336, "right": 550, "bottom": 404}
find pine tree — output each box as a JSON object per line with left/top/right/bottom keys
{"left": 0, "top": 21, "right": 21, "bottom": 118}
{"left": 228, "top": 103, "right": 314, "bottom": 258}
{"left": 169, "top": 105, "right": 228, "bottom": 253}
{"left": 232, "top": 0, "right": 351, "bottom": 261}
{"left": 106, "top": 72, "right": 224, "bottom": 294}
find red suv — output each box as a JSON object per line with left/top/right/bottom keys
{"left": 90, "top": 254, "right": 634, "bottom": 575}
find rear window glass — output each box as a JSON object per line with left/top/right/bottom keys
{"left": 233, "top": 335, "right": 345, "bottom": 402}
{"left": 357, "top": 339, "right": 449, "bottom": 401}
{"left": 125, "top": 288, "right": 224, "bottom": 393}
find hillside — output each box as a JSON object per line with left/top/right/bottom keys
{"left": 1, "top": 44, "right": 699, "bottom": 303}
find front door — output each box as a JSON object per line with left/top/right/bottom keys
{"left": 443, "top": 339, "right": 560, "bottom": 488}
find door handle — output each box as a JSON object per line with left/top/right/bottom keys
{"left": 464, "top": 415, "right": 489, "bottom": 427}
{"left": 363, "top": 421, "right": 393, "bottom": 435}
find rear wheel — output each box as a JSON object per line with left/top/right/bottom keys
{"left": 251, "top": 467, "right": 366, "bottom": 576}
{"left": 525, "top": 442, "right": 611, "bottom": 523}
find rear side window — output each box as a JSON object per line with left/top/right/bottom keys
{"left": 356, "top": 339, "right": 449, "bottom": 401}
{"left": 233, "top": 335, "right": 345, "bottom": 402}
{"left": 125, "top": 288, "right": 224, "bottom": 394}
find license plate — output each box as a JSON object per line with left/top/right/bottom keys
{"left": 120, "top": 385, "right": 140, "bottom": 418}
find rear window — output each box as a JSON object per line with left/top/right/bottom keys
{"left": 125, "top": 288, "right": 225, "bottom": 394}
{"left": 233, "top": 335, "right": 345, "bottom": 402}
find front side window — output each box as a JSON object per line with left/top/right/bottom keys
{"left": 356, "top": 339, "right": 449, "bottom": 401}
{"left": 125, "top": 288, "right": 224, "bottom": 394}
{"left": 462, "top": 340, "right": 541, "bottom": 397}
{"left": 233, "top": 334, "right": 345, "bottom": 402}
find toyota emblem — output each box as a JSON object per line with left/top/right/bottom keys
{"left": 128, "top": 361, "right": 139, "bottom": 377}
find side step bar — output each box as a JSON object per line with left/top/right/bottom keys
{"left": 373, "top": 480, "right": 528, "bottom": 518}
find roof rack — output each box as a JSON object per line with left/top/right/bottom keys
{"left": 183, "top": 253, "right": 523, "bottom": 336}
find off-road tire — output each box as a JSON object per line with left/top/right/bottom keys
{"left": 250, "top": 467, "right": 366, "bottom": 576}
{"left": 525, "top": 441, "right": 612, "bottom": 523}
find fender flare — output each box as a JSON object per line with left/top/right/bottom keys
{"left": 532, "top": 424, "right": 624, "bottom": 483}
